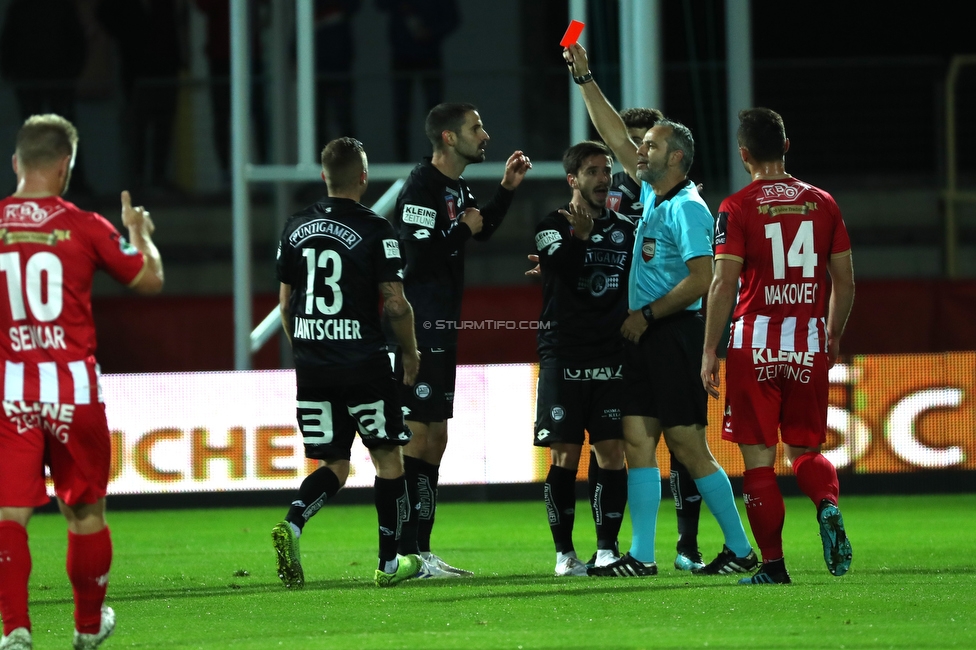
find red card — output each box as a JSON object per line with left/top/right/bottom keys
{"left": 560, "top": 20, "right": 585, "bottom": 47}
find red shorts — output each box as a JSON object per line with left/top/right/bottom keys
{"left": 0, "top": 401, "right": 111, "bottom": 507}
{"left": 721, "top": 347, "right": 828, "bottom": 449}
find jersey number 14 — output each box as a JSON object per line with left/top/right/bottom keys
{"left": 764, "top": 220, "right": 817, "bottom": 280}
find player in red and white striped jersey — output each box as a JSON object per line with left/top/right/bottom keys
{"left": 0, "top": 114, "right": 163, "bottom": 649}
{"left": 701, "top": 108, "right": 855, "bottom": 585}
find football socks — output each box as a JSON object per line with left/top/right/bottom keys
{"left": 544, "top": 465, "right": 578, "bottom": 554}
{"left": 694, "top": 468, "right": 752, "bottom": 558}
{"left": 414, "top": 458, "right": 439, "bottom": 554}
{"left": 67, "top": 527, "right": 113, "bottom": 635}
{"left": 374, "top": 475, "right": 409, "bottom": 567}
{"left": 594, "top": 466, "right": 627, "bottom": 551}
{"left": 742, "top": 466, "right": 786, "bottom": 562}
{"left": 397, "top": 455, "right": 422, "bottom": 555}
{"left": 0, "top": 521, "right": 31, "bottom": 635}
{"left": 793, "top": 451, "right": 840, "bottom": 508}
{"left": 669, "top": 451, "right": 702, "bottom": 557}
{"left": 626, "top": 467, "right": 661, "bottom": 563}
{"left": 286, "top": 465, "right": 342, "bottom": 532}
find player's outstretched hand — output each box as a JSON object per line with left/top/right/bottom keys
{"left": 559, "top": 202, "right": 594, "bottom": 240}
{"left": 525, "top": 253, "right": 541, "bottom": 277}
{"left": 402, "top": 348, "right": 421, "bottom": 386}
{"left": 501, "top": 150, "right": 532, "bottom": 190}
{"left": 121, "top": 190, "right": 154, "bottom": 236}
{"left": 563, "top": 43, "right": 590, "bottom": 78}
{"left": 701, "top": 350, "right": 721, "bottom": 399}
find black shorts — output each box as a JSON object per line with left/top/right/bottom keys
{"left": 391, "top": 346, "right": 457, "bottom": 423}
{"left": 296, "top": 377, "right": 411, "bottom": 461}
{"left": 533, "top": 360, "right": 625, "bottom": 447}
{"left": 622, "top": 310, "right": 708, "bottom": 428}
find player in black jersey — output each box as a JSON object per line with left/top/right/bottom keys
{"left": 534, "top": 141, "right": 630, "bottom": 576}
{"left": 607, "top": 107, "right": 706, "bottom": 572}
{"left": 272, "top": 138, "right": 424, "bottom": 589}
{"left": 390, "top": 102, "right": 531, "bottom": 578}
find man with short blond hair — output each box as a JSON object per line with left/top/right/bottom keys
{"left": 0, "top": 114, "right": 164, "bottom": 650}
{"left": 272, "top": 137, "right": 424, "bottom": 589}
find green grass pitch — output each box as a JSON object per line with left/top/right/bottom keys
{"left": 16, "top": 494, "right": 976, "bottom": 648}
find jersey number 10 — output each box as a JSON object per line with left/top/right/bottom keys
{"left": 764, "top": 220, "right": 817, "bottom": 280}
{"left": 302, "top": 248, "right": 343, "bottom": 316}
{"left": 0, "top": 251, "right": 64, "bottom": 322}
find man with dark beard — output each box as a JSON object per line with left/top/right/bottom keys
{"left": 534, "top": 141, "right": 630, "bottom": 577}
{"left": 390, "top": 103, "right": 531, "bottom": 578}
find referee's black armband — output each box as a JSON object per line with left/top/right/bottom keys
{"left": 641, "top": 305, "right": 656, "bottom": 324}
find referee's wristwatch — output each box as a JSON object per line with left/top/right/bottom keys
{"left": 641, "top": 304, "right": 656, "bottom": 324}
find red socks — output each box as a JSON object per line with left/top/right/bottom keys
{"left": 792, "top": 451, "right": 840, "bottom": 507}
{"left": 67, "top": 527, "right": 113, "bottom": 634}
{"left": 0, "top": 521, "right": 32, "bottom": 635}
{"left": 742, "top": 466, "right": 785, "bottom": 562}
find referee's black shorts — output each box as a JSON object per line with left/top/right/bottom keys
{"left": 622, "top": 310, "right": 708, "bottom": 428}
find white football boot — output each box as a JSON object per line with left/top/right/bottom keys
{"left": 0, "top": 628, "right": 32, "bottom": 650}
{"left": 72, "top": 606, "right": 115, "bottom": 650}
{"left": 554, "top": 552, "right": 589, "bottom": 577}
{"left": 417, "top": 552, "right": 474, "bottom": 578}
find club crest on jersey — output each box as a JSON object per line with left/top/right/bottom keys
{"left": 414, "top": 383, "right": 432, "bottom": 400}
{"left": 606, "top": 191, "right": 623, "bottom": 212}
{"left": 641, "top": 237, "right": 656, "bottom": 262}
{"left": 445, "top": 195, "right": 457, "bottom": 221}
{"left": 610, "top": 229, "right": 625, "bottom": 245}
{"left": 588, "top": 271, "right": 609, "bottom": 297}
